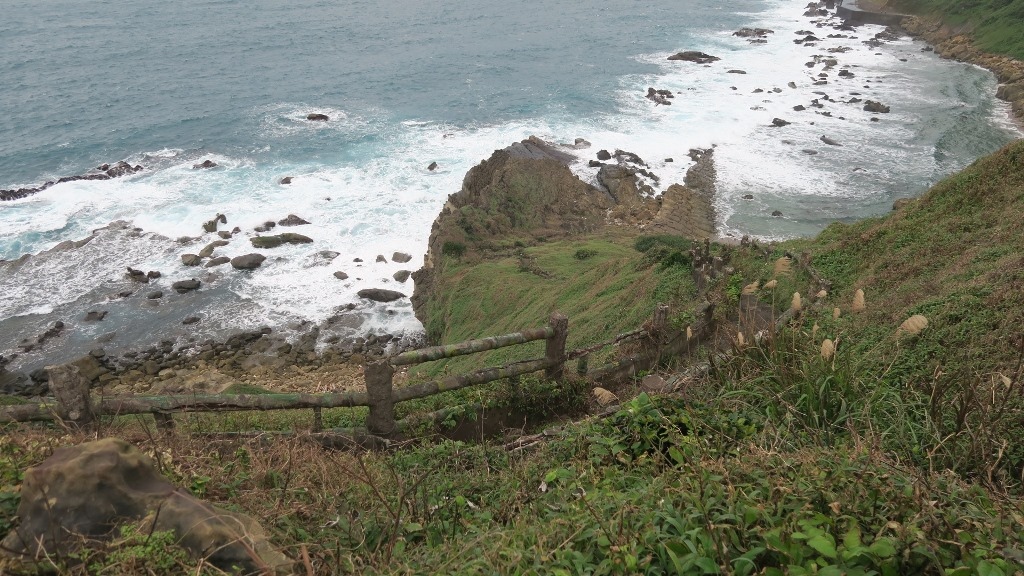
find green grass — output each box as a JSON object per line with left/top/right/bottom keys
{"left": 890, "top": 0, "right": 1024, "bottom": 59}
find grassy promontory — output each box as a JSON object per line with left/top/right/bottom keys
{"left": 2, "top": 139, "right": 1024, "bottom": 574}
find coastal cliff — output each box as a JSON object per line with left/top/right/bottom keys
{"left": 411, "top": 137, "right": 717, "bottom": 343}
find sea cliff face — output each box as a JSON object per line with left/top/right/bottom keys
{"left": 410, "top": 137, "right": 717, "bottom": 341}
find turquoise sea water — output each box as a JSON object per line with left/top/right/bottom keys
{"left": 0, "top": 0, "right": 1019, "bottom": 371}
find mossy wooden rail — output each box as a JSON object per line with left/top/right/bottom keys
{"left": 0, "top": 304, "right": 712, "bottom": 441}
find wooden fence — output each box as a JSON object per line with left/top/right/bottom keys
{"left": 0, "top": 302, "right": 715, "bottom": 441}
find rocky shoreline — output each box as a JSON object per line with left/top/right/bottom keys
{"left": 899, "top": 16, "right": 1024, "bottom": 124}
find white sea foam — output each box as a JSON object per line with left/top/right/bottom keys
{"left": 1, "top": 0, "right": 1020, "bottom": 347}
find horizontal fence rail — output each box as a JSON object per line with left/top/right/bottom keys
{"left": 0, "top": 303, "right": 716, "bottom": 442}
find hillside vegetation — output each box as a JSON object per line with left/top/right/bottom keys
{"left": 888, "top": 0, "right": 1024, "bottom": 59}
{"left": 3, "top": 141, "right": 1024, "bottom": 574}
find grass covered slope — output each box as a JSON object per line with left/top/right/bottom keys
{"left": 889, "top": 0, "right": 1024, "bottom": 59}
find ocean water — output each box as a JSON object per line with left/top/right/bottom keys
{"left": 0, "top": 0, "right": 1019, "bottom": 372}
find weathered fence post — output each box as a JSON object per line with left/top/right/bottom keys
{"left": 545, "top": 312, "right": 569, "bottom": 380}
{"left": 47, "top": 364, "right": 95, "bottom": 429}
{"left": 364, "top": 361, "right": 396, "bottom": 436}
{"left": 312, "top": 407, "right": 323, "bottom": 433}
{"left": 652, "top": 304, "right": 669, "bottom": 337}
{"left": 153, "top": 413, "right": 175, "bottom": 433}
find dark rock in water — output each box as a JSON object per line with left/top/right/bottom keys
{"left": 333, "top": 271, "right": 349, "bottom": 280}
{"left": 117, "top": 290, "right": 134, "bottom": 298}
{"left": 727, "top": 69, "right": 747, "bottom": 74}
{"left": 820, "top": 135, "right": 843, "bottom": 146}
{"left": 84, "top": 310, "right": 108, "bottom": 322}
{"left": 171, "top": 279, "right": 201, "bottom": 293}
{"left": 126, "top": 267, "right": 149, "bottom": 283}
{"left": 392, "top": 252, "right": 412, "bottom": 263}
{"left": 793, "top": 104, "right": 807, "bottom": 111}
{"left": 198, "top": 241, "right": 228, "bottom": 258}
{"left": 393, "top": 270, "right": 412, "bottom": 283}
{"left": 742, "top": 194, "right": 754, "bottom": 200}
{"left": 428, "top": 161, "right": 438, "bottom": 171}
{"left": 838, "top": 69, "right": 855, "bottom": 78}
{"left": 147, "top": 291, "right": 163, "bottom": 300}
{"left": 802, "top": 149, "right": 819, "bottom": 155}
{"left": 192, "top": 159, "right": 217, "bottom": 170}
{"left": 182, "top": 316, "right": 201, "bottom": 325}
{"left": 250, "top": 233, "right": 312, "bottom": 248}
{"left": 770, "top": 118, "right": 791, "bottom": 127}
{"left": 353, "top": 257, "right": 363, "bottom": 262}
{"left": 205, "top": 256, "right": 231, "bottom": 268}
{"left": 863, "top": 100, "right": 891, "bottom": 113}
{"left": 202, "top": 213, "right": 227, "bottom": 233}
{"left": 358, "top": 288, "right": 407, "bottom": 303}
{"left": 596, "top": 149, "right": 611, "bottom": 161}
{"left": 230, "top": 253, "right": 267, "bottom": 270}
{"left": 870, "top": 117, "right": 880, "bottom": 122}
{"left": 664, "top": 157, "right": 673, "bottom": 163}
{"left": 771, "top": 210, "right": 784, "bottom": 217}
{"left": 217, "top": 230, "right": 232, "bottom": 239}
{"left": 570, "top": 138, "right": 591, "bottom": 149}
{"left": 588, "top": 160, "right": 604, "bottom": 168}
{"left": 645, "top": 87, "right": 673, "bottom": 105}
{"left": 279, "top": 176, "right": 293, "bottom": 185}
{"left": 318, "top": 250, "right": 340, "bottom": 260}
{"left": 667, "top": 51, "right": 720, "bottom": 64}
{"left": 734, "top": 27, "right": 773, "bottom": 39}
{"left": 277, "top": 214, "right": 310, "bottom": 226}
{"left": 1, "top": 438, "right": 291, "bottom": 573}
{"left": 376, "top": 254, "right": 387, "bottom": 263}
{"left": 614, "top": 149, "right": 645, "bottom": 166}
{"left": 181, "top": 254, "right": 202, "bottom": 266}
{"left": 307, "top": 113, "right": 329, "bottom": 121}
{"left": 146, "top": 270, "right": 161, "bottom": 279}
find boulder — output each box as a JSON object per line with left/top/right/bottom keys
{"left": 358, "top": 288, "right": 407, "bottom": 302}
{"left": 863, "top": 100, "right": 891, "bottom": 113}
{"left": 202, "top": 213, "right": 227, "bottom": 233}
{"left": 392, "top": 252, "right": 413, "bottom": 263}
{"left": 217, "top": 230, "right": 233, "bottom": 239}
{"left": 793, "top": 104, "right": 806, "bottom": 111}
{"left": 192, "top": 159, "right": 217, "bottom": 170}
{"left": 180, "top": 253, "right": 202, "bottom": 266}
{"left": 376, "top": 254, "right": 388, "bottom": 263}
{"left": 205, "top": 256, "right": 230, "bottom": 268}
{"left": 277, "top": 214, "right": 310, "bottom": 226}
{"left": 428, "top": 162, "right": 438, "bottom": 171}
{"left": 727, "top": 69, "right": 747, "bottom": 74}
{"left": 771, "top": 210, "right": 784, "bottom": 217}
{"left": 125, "top": 267, "right": 149, "bottom": 283}
{"left": 147, "top": 291, "right": 163, "bottom": 300}
{"left": 393, "top": 270, "right": 412, "bottom": 283}
{"left": 820, "top": 135, "right": 843, "bottom": 146}
{"left": 250, "top": 233, "right": 313, "bottom": 248}
{"left": 83, "top": 310, "right": 108, "bottom": 322}
{"left": 770, "top": 118, "right": 791, "bottom": 127}
{"left": 279, "top": 176, "right": 293, "bottom": 185}
{"left": 306, "top": 113, "right": 329, "bottom": 121}
{"left": 668, "top": 51, "right": 720, "bottom": 64}
{"left": 733, "top": 27, "right": 773, "bottom": 38}
{"left": 596, "top": 149, "right": 612, "bottom": 161}
{"left": 182, "top": 316, "right": 201, "bottom": 325}
{"left": 0, "top": 438, "right": 291, "bottom": 574}
{"left": 333, "top": 271, "right": 349, "bottom": 280}
{"left": 171, "top": 279, "right": 201, "bottom": 293}
{"left": 231, "top": 254, "right": 267, "bottom": 270}
{"left": 198, "top": 240, "right": 229, "bottom": 258}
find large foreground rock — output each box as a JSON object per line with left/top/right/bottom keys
{"left": 251, "top": 233, "right": 313, "bottom": 248}
{"left": 1, "top": 438, "right": 291, "bottom": 574}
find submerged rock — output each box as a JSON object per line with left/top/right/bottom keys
{"left": 171, "top": 279, "right": 201, "bottom": 293}
{"left": 277, "top": 214, "right": 310, "bottom": 226}
{"left": 250, "top": 233, "right": 313, "bottom": 248}
{"left": 667, "top": 51, "right": 720, "bottom": 64}
{"left": 306, "top": 113, "right": 329, "bottom": 121}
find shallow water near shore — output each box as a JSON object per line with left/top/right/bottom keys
{"left": 0, "top": 0, "right": 1019, "bottom": 374}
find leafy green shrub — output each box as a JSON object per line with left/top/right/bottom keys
{"left": 441, "top": 241, "right": 466, "bottom": 258}
{"left": 574, "top": 248, "right": 598, "bottom": 260}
